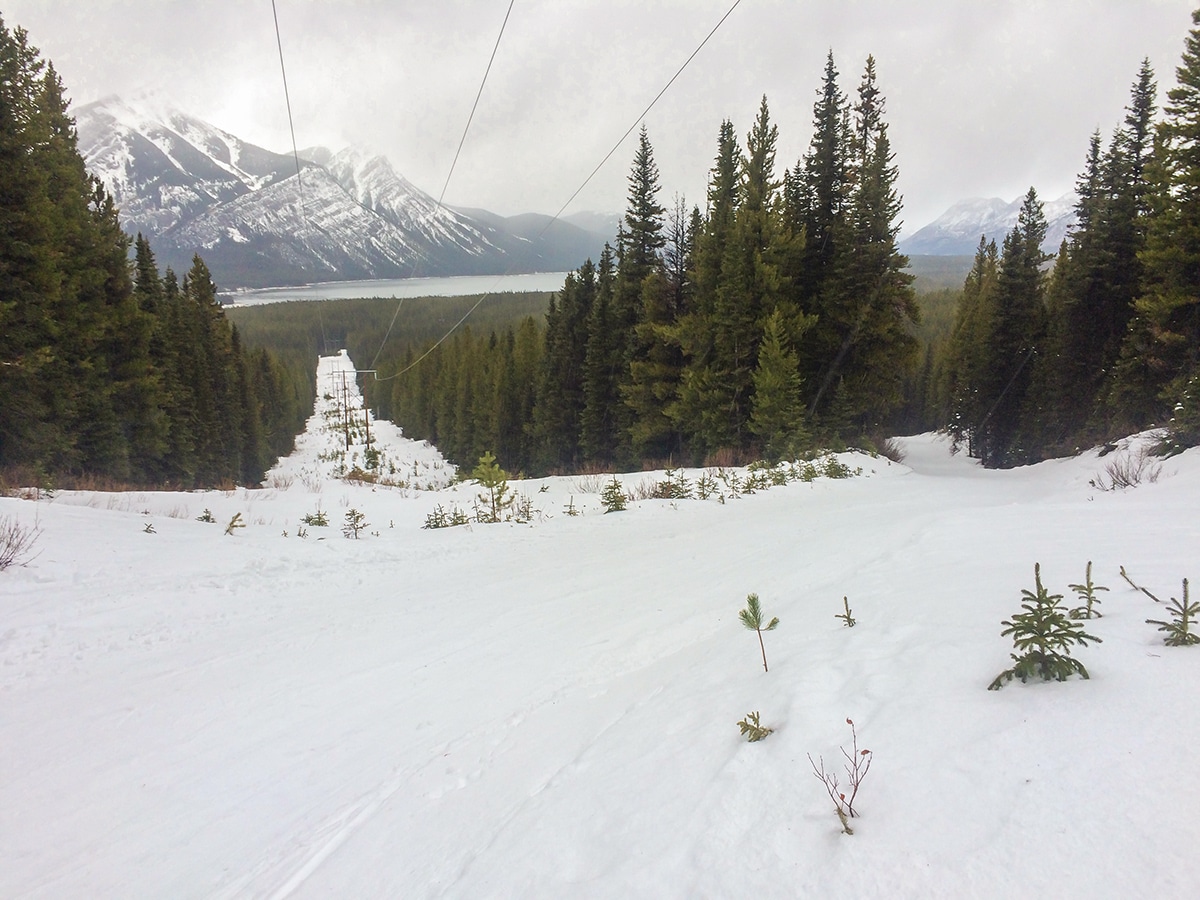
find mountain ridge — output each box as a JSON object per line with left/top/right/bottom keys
{"left": 75, "top": 97, "right": 609, "bottom": 289}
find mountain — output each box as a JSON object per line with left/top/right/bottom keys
{"left": 75, "top": 97, "right": 607, "bottom": 289}
{"left": 900, "top": 193, "right": 1078, "bottom": 256}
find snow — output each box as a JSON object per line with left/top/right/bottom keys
{"left": 3, "top": 352, "right": 1198, "bottom": 898}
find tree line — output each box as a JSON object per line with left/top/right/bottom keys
{"left": 927, "top": 10, "right": 1200, "bottom": 465}
{"left": 383, "top": 54, "right": 920, "bottom": 474}
{"left": 0, "top": 17, "right": 308, "bottom": 488}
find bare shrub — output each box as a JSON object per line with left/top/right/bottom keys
{"left": 572, "top": 473, "right": 608, "bottom": 495}
{"left": 269, "top": 472, "right": 296, "bottom": 490}
{"left": 878, "top": 438, "right": 905, "bottom": 463}
{"left": 1, "top": 515, "right": 41, "bottom": 571}
{"left": 1090, "top": 448, "right": 1162, "bottom": 491}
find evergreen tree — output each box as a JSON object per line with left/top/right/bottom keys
{"left": 975, "top": 190, "right": 1049, "bottom": 466}
{"left": 1111, "top": 17, "right": 1200, "bottom": 440}
{"left": 749, "top": 309, "right": 808, "bottom": 462}
{"left": 945, "top": 238, "right": 1000, "bottom": 456}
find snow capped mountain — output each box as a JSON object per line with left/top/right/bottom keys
{"left": 900, "top": 193, "right": 1078, "bottom": 256}
{"left": 75, "top": 97, "right": 605, "bottom": 289}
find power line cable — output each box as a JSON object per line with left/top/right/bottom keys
{"left": 374, "top": 0, "right": 744, "bottom": 382}
{"left": 368, "top": 0, "right": 517, "bottom": 372}
{"left": 270, "top": 0, "right": 329, "bottom": 353}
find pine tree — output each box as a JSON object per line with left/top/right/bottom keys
{"left": 989, "top": 563, "right": 1102, "bottom": 689}
{"left": 749, "top": 309, "right": 809, "bottom": 462}
{"left": 971, "top": 189, "right": 1049, "bottom": 467}
{"left": 1110, "top": 16, "right": 1200, "bottom": 442}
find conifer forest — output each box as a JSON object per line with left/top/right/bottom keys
{"left": 5, "top": 10, "right": 1200, "bottom": 485}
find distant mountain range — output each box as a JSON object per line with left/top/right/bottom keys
{"left": 75, "top": 96, "right": 1080, "bottom": 291}
{"left": 899, "top": 194, "right": 1077, "bottom": 257}
{"left": 75, "top": 96, "right": 610, "bottom": 289}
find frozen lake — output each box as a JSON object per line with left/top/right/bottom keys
{"left": 223, "top": 271, "right": 569, "bottom": 306}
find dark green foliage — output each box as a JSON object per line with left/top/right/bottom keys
{"left": 1146, "top": 578, "right": 1199, "bottom": 646}
{"left": 737, "top": 711, "right": 773, "bottom": 742}
{"left": 0, "top": 17, "right": 306, "bottom": 488}
{"left": 989, "top": 563, "right": 1102, "bottom": 690}
{"left": 1068, "top": 561, "right": 1109, "bottom": 619}
{"left": 739, "top": 592, "right": 779, "bottom": 672}
{"left": 599, "top": 476, "right": 627, "bottom": 513}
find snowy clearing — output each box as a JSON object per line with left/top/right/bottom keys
{"left": 3, "top": 352, "right": 1198, "bottom": 898}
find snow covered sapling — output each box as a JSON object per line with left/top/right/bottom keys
{"left": 808, "top": 718, "right": 873, "bottom": 835}
{"left": 988, "top": 563, "right": 1102, "bottom": 690}
{"left": 737, "top": 711, "right": 774, "bottom": 741}
{"left": 224, "top": 513, "right": 245, "bottom": 535}
{"left": 600, "top": 476, "right": 627, "bottom": 512}
{"left": 343, "top": 508, "right": 368, "bottom": 538}
{"left": 196, "top": 508, "right": 216, "bottom": 523}
{"left": 1068, "top": 561, "right": 1109, "bottom": 619}
{"left": 836, "top": 596, "right": 856, "bottom": 627}
{"left": 739, "top": 593, "right": 779, "bottom": 672}
{"left": 1146, "top": 578, "right": 1199, "bottom": 646}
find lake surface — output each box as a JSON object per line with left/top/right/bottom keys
{"left": 224, "top": 272, "right": 569, "bottom": 306}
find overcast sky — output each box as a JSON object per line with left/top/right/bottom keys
{"left": 4, "top": 0, "right": 1196, "bottom": 233}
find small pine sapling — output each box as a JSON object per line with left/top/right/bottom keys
{"left": 196, "top": 508, "right": 216, "bottom": 523}
{"left": 739, "top": 593, "right": 779, "bottom": 672}
{"left": 835, "top": 596, "right": 856, "bottom": 627}
{"left": 472, "top": 451, "right": 512, "bottom": 523}
{"left": 808, "top": 718, "right": 873, "bottom": 835}
{"left": 988, "top": 563, "right": 1102, "bottom": 690}
{"left": 301, "top": 508, "right": 329, "bottom": 527}
{"left": 224, "top": 513, "right": 245, "bottom": 536}
{"left": 343, "top": 508, "right": 368, "bottom": 539}
{"left": 600, "top": 476, "right": 627, "bottom": 512}
{"left": 1146, "top": 578, "right": 1199, "bottom": 646}
{"left": 737, "top": 711, "right": 774, "bottom": 741}
{"left": 143, "top": 523, "right": 156, "bottom": 534}
{"left": 563, "top": 496, "right": 580, "bottom": 516}
{"left": 1068, "top": 561, "right": 1109, "bottom": 619}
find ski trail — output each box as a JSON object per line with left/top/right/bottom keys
{"left": 208, "top": 760, "right": 422, "bottom": 900}
{"left": 265, "top": 773, "right": 408, "bottom": 900}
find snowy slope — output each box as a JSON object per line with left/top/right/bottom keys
{"left": 900, "top": 193, "right": 1077, "bottom": 256}
{"left": 3, "top": 353, "right": 1198, "bottom": 898}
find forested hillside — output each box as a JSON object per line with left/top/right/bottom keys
{"left": 0, "top": 17, "right": 308, "bottom": 488}
{"left": 370, "top": 56, "right": 919, "bottom": 474}
{"left": 924, "top": 19, "right": 1200, "bottom": 465}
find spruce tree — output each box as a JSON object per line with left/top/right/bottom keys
{"left": 749, "top": 309, "right": 809, "bottom": 462}
{"left": 1111, "top": 16, "right": 1200, "bottom": 443}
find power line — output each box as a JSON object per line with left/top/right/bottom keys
{"left": 439, "top": 0, "right": 516, "bottom": 209}
{"left": 270, "top": 0, "right": 329, "bottom": 354}
{"left": 374, "top": 0, "right": 744, "bottom": 383}
{"left": 368, "top": 0, "right": 517, "bottom": 373}
{"left": 271, "top": 0, "right": 306, "bottom": 210}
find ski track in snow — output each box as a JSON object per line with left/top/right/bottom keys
{"left": 3, "top": 351, "right": 1199, "bottom": 898}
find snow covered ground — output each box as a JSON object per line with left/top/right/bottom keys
{"left": 3, "top": 352, "right": 1198, "bottom": 898}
